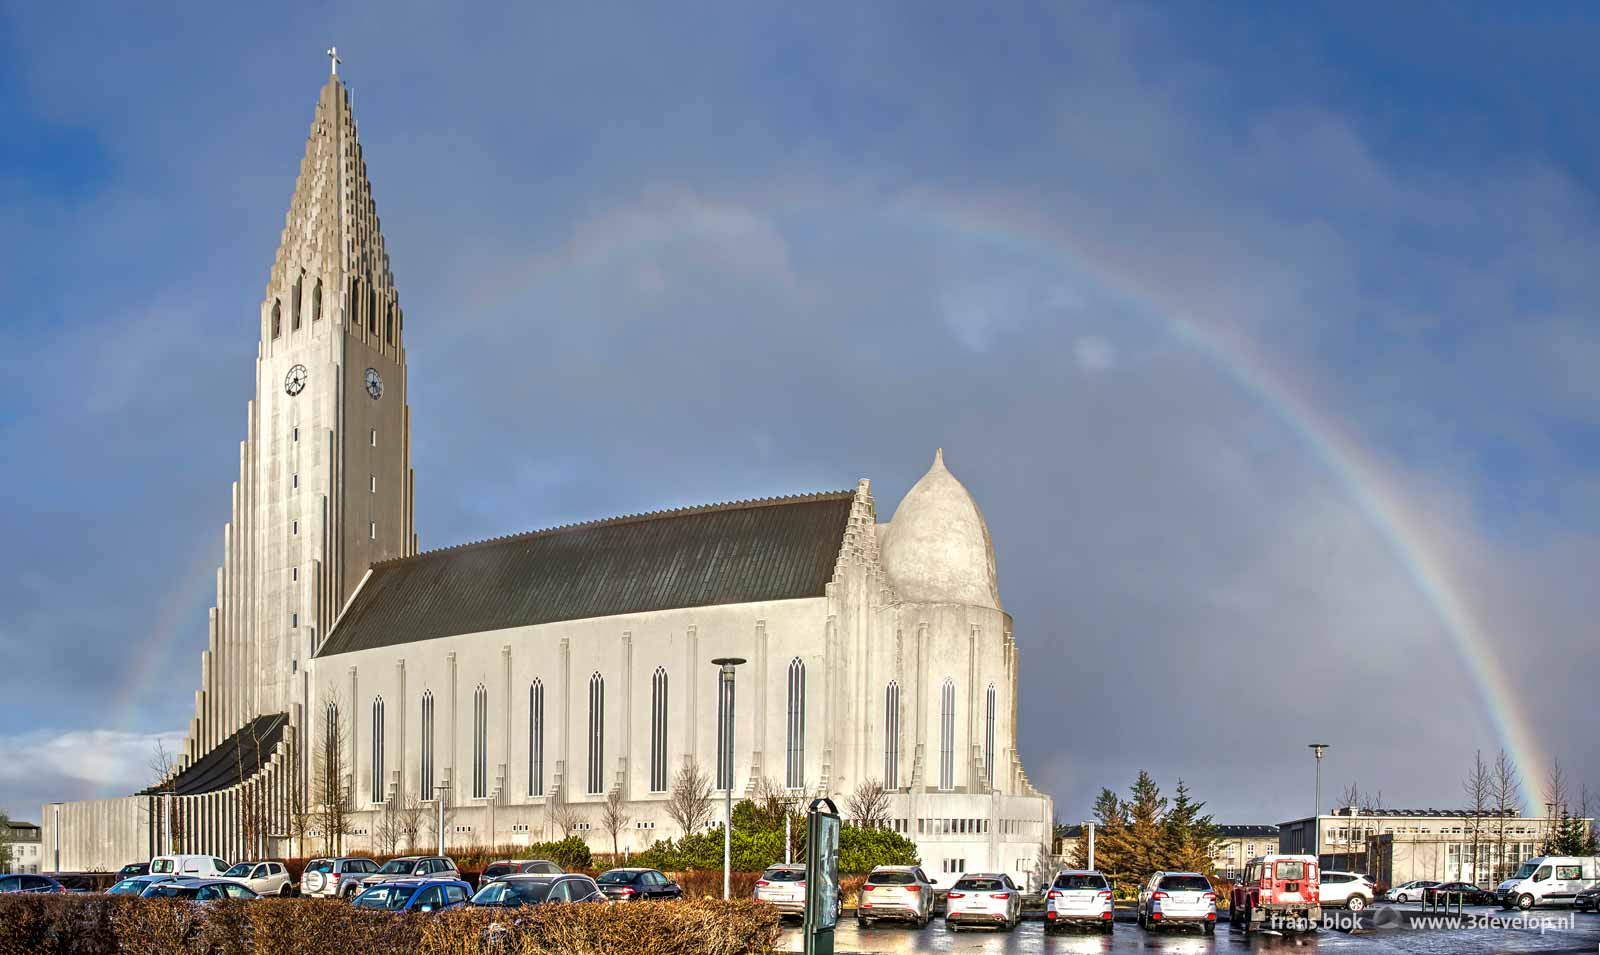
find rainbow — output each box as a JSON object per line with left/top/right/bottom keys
{"left": 919, "top": 192, "right": 1548, "bottom": 802}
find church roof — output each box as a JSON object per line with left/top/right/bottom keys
{"left": 316, "top": 491, "right": 856, "bottom": 657}
{"left": 138, "top": 713, "right": 288, "bottom": 797}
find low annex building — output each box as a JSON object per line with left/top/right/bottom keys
{"left": 43, "top": 62, "right": 1053, "bottom": 886}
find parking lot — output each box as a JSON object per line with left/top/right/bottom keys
{"left": 777, "top": 905, "right": 1600, "bottom": 954}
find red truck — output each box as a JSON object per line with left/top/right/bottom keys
{"left": 1231, "top": 854, "right": 1322, "bottom": 932}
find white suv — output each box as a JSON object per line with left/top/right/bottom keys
{"left": 300, "top": 857, "right": 379, "bottom": 898}
{"left": 1319, "top": 871, "right": 1375, "bottom": 911}
{"left": 857, "top": 865, "right": 935, "bottom": 928}
{"left": 1046, "top": 869, "right": 1115, "bottom": 932}
{"left": 1138, "top": 871, "right": 1217, "bottom": 933}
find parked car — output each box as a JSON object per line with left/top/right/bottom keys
{"left": 1139, "top": 871, "right": 1218, "bottom": 933}
{"left": 1387, "top": 880, "right": 1441, "bottom": 904}
{"left": 1497, "top": 856, "right": 1600, "bottom": 910}
{"left": 478, "top": 859, "right": 564, "bottom": 889}
{"left": 143, "top": 878, "right": 260, "bottom": 901}
{"left": 301, "top": 857, "right": 379, "bottom": 898}
{"left": 148, "top": 855, "right": 231, "bottom": 879}
{"left": 360, "top": 856, "right": 461, "bottom": 889}
{"left": 596, "top": 868, "right": 683, "bottom": 902}
{"left": 220, "top": 861, "right": 292, "bottom": 897}
{"left": 1424, "top": 882, "right": 1498, "bottom": 906}
{"left": 1319, "top": 870, "right": 1375, "bottom": 911}
{"left": 115, "top": 863, "right": 150, "bottom": 881}
{"left": 1231, "top": 854, "right": 1321, "bottom": 933}
{"left": 1044, "top": 869, "right": 1115, "bottom": 932}
{"left": 1574, "top": 885, "right": 1600, "bottom": 912}
{"left": 470, "top": 873, "right": 606, "bottom": 907}
{"left": 944, "top": 872, "right": 1022, "bottom": 931}
{"left": 0, "top": 874, "right": 66, "bottom": 894}
{"left": 857, "top": 865, "right": 935, "bottom": 928}
{"left": 753, "top": 864, "right": 809, "bottom": 918}
{"left": 108, "top": 874, "right": 178, "bottom": 895}
{"left": 351, "top": 878, "right": 473, "bottom": 913}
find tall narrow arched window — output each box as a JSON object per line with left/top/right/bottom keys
{"left": 985, "top": 683, "right": 997, "bottom": 785}
{"left": 939, "top": 678, "right": 956, "bottom": 791}
{"left": 322, "top": 702, "right": 339, "bottom": 805}
{"left": 385, "top": 300, "right": 396, "bottom": 345}
{"left": 292, "top": 273, "right": 303, "bottom": 330}
{"left": 472, "top": 684, "right": 488, "bottom": 799}
{"left": 786, "top": 657, "right": 806, "bottom": 789}
{"left": 367, "top": 280, "right": 378, "bottom": 335}
{"left": 587, "top": 672, "right": 605, "bottom": 794}
{"left": 312, "top": 279, "right": 323, "bottom": 322}
{"left": 884, "top": 681, "right": 901, "bottom": 789}
{"left": 420, "top": 690, "right": 434, "bottom": 797}
{"left": 528, "top": 679, "right": 544, "bottom": 797}
{"left": 371, "top": 697, "right": 385, "bottom": 803}
{"left": 271, "top": 299, "right": 282, "bottom": 339}
{"left": 649, "top": 668, "right": 668, "bottom": 792}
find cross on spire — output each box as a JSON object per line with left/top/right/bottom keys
{"left": 326, "top": 46, "right": 341, "bottom": 76}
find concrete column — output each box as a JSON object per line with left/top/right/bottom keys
{"left": 620, "top": 632, "right": 632, "bottom": 792}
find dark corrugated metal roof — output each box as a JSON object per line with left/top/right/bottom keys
{"left": 317, "top": 491, "right": 856, "bottom": 658}
{"left": 139, "top": 713, "right": 287, "bottom": 797}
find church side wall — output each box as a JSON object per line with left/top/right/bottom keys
{"left": 40, "top": 797, "right": 153, "bottom": 873}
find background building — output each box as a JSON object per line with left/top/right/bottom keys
{"left": 4, "top": 820, "right": 43, "bottom": 874}
{"left": 1212, "top": 825, "right": 1281, "bottom": 880}
{"left": 1279, "top": 806, "right": 1584, "bottom": 886}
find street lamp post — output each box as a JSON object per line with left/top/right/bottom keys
{"left": 713, "top": 657, "right": 746, "bottom": 901}
{"left": 435, "top": 784, "right": 450, "bottom": 855}
{"left": 1309, "top": 743, "right": 1329, "bottom": 858}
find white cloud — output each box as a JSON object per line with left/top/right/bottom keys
{"left": 0, "top": 729, "right": 185, "bottom": 816}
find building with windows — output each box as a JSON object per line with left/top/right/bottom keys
{"left": 1278, "top": 806, "right": 1581, "bottom": 887}
{"left": 43, "top": 63, "right": 1052, "bottom": 886}
{"left": 1211, "top": 825, "right": 1281, "bottom": 880}
{"left": 4, "top": 820, "right": 43, "bottom": 874}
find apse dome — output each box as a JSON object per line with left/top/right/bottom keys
{"left": 879, "top": 449, "right": 1002, "bottom": 610}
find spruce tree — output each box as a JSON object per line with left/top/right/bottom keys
{"left": 1124, "top": 771, "right": 1169, "bottom": 885}
{"left": 1164, "top": 780, "right": 1219, "bottom": 873}
{"left": 1084, "top": 787, "right": 1131, "bottom": 887}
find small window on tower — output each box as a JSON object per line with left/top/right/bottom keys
{"left": 370, "top": 475, "right": 376, "bottom": 493}
{"left": 293, "top": 427, "right": 299, "bottom": 442}
{"left": 292, "top": 613, "right": 298, "bottom": 628}
{"left": 292, "top": 273, "right": 303, "bottom": 330}
{"left": 312, "top": 279, "right": 322, "bottom": 321}
{"left": 292, "top": 473, "right": 298, "bottom": 489}
{"left": 369, "top": 521, "right": 377, "bottom": 540}
{"left": 370, "top": 429, "right": 377, "bottom": 447}
{"left": 271, "top": 300, "right": 282, "bottom": 339}
{"left": 291, "top": 567, "right": 298, "bottom": 582}
{"left": 292, "top": 520, "right": 299, "bottom": 535}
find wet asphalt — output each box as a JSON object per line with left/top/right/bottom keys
{"left": 776, "top": 904, "right": 1600, "bottom": 955}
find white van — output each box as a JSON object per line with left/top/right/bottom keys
{"left": 148, "top": 854, "right": 231, "bottom": 879}
{"left": 1496, "top": 856, "right": 1600, "bottom": 910}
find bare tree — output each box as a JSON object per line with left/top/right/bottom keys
{"left": 1463, "top": 751, "right": 1491, "bottom": 884}
{"left": 550, "top": 800, "right": 585, "bottom": 839}
{"left": 312, "top": 691, "right": 352, "bottom": 856}
{"left": 1541, "top": 758, "right": 1571, "bottom": 855}
{"left": 233, "top": 725, "right": 268, "bottom": 859}
{"left": 1489, "top": 750, "right": 1523, "bottom": 882}
{"left": 398, "top": 789, "right": 427, "bottom": 852}
{"left": 0, "top": 808, "right": 14, "bottom": 871}
{"left": 283, "top": 729, "right": 313, "bottom": 858}
{"left": 665, "top": 759, "right": 715, "bottom": 837}
{"left": 424, "top": 790, "right": 455, "bottom": 852}
{"left": 848, "top": 779, "right": 892, "bottom": 829}
{"left": 601, "top": 789, "right": 631, "bottom": 859}
{"left": 146, "top": 739, "right": 186, "bottom": 853}
{"left": 374, "top": 794, "right": 408, "bottom": 855}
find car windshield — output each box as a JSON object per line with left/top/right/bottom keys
{"left": 146, "top": 885, "right": 199, "bottom": 898}
{"left": 954, "top": 878, "right": 1006, "bottom": 891}
{"left": 1161, "top": 876, "right": 1213, "bottom": 892}
{"left": 150, "top": 860, "right": 174, "bottom": 874}
{"left": 1054, "top": 874, "right": 1108, "bottom": 890}
{"left": 763, "top": 869, "right": 805, "bottom": 882}
{"left": 222, "top": 864, "right": 254, "bottom": 878}
{"left": 1275, "top": 862, "right": 1306, "bottom": 881}
{"left": 508, "top": 881, "right": 554, "bottom": 904}
{"left": 108, "top": 880, "right": 145, "bottom": 895}
{"left": 1513, "top": 862, "right": 1540, "bottom": 880}
{"left": 597, "top": 871, "right": 642, "bottom": 884}
{"left": 870, "top": 872, "right": 915, "bottom": 885}
{"left": 354, "top": 885, "right": 414, "bottom": 910}
{"left": 376, "top": 860, "right": 415, "bottom": 874}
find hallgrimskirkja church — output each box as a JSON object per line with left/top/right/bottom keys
{"left": 44, "top": 64, "right": 1053, "bottom": 886}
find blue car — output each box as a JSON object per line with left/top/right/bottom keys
{"left": 351, "top": 878, "right": 473, "bottom": 913}
{"left": 108, "top": 874, "right": 178, "bottom": 895}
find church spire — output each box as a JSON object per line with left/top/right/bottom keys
{"left": 264, "top": 59, "right": 402, "bottom": 349}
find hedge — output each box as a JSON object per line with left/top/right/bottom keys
{"left": 0, "top": 894, "right": 780, "bottom": 955}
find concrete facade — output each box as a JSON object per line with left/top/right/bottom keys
{"left": 45, "top": 69, "right": 1053, "bottom": 884}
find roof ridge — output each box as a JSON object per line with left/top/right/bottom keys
{"left": 375, "top": 489, "right": 856, "bottom": 568}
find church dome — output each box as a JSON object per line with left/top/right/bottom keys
{"left": 879, "top": 449, "right": 1002, "bottom": 610}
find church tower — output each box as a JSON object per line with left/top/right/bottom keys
{"left": 178, "top": 61, "right": 416, "bottom": 766}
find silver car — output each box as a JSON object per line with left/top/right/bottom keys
{"left": 944, "top": 872, "right": 1022, "bottom": 931}
{"left": 1138, "top": 871, "right": 1217, "bottom": 933}
{"left": 753, "top": 864, "right": 809, "bottom": 917}
{"left": 1046, "top": 869, "right": 1115, "bottom": 932}
{"left": 857, "top": 865, "right": 935, "bottom": 928}
{"left": 301, "top": 857, "right": 379, "bottom": 898}
{"left": 360, "top": 856, "right": 461, "bottom": 889}
{"left": 1388, "top": 880, "right": 1440, "bottom": 904}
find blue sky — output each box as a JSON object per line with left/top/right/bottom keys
{"left": 2, "top": 1, "right": 1597, "bottom": 824}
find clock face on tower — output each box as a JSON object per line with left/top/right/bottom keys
{"left": 284, "top": 364, "right": 307, "bottom": 396}
{"left": 364, "top": 367, "right": 383, "bottom": 400}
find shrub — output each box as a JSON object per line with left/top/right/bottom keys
{"left": 0, "top": 893, "right": 778, "bottom": 955}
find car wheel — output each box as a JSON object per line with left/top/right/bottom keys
{"left": 945, "top": 919, "right": 958, "bottom": 932}
{"left": 279, "top": 884, "right": 292, "bottom": 897}
{"left": 1241, "top": 904, "right": 1253, "bottom": 933}
{"left": 857, "top": 916, "right": 868, "bottom": 928}
{"left": 1204, "top": 921, "right": 1216, "bottom": 935}
{"left": 1518, "top": 894, "right": 1534, "bottom": 911}
{"left": 1101, "top": 919, "right": 1114, "bottom": 934}
{"left": 1347, "top": 895, "right": 1367, "bottom": 912}
{"left": 1394, "top": 893, "right": 1407, "bottom": 904}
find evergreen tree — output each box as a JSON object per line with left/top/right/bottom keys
{"left": 1163, "top": 780, "right": 1219, "bottom": 873}
{"left": 1078, "top": 788, "right": 1131, "bottom": 887}
{"left": 1123, "top": 771, "right": 1169, "bottom": 884}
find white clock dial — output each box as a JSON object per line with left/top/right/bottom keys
{"left": 364, "top": 367, "right": 383, "bottom": 400}
{"left": 284, "top": 364, "right": 308, "bottom": 396}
